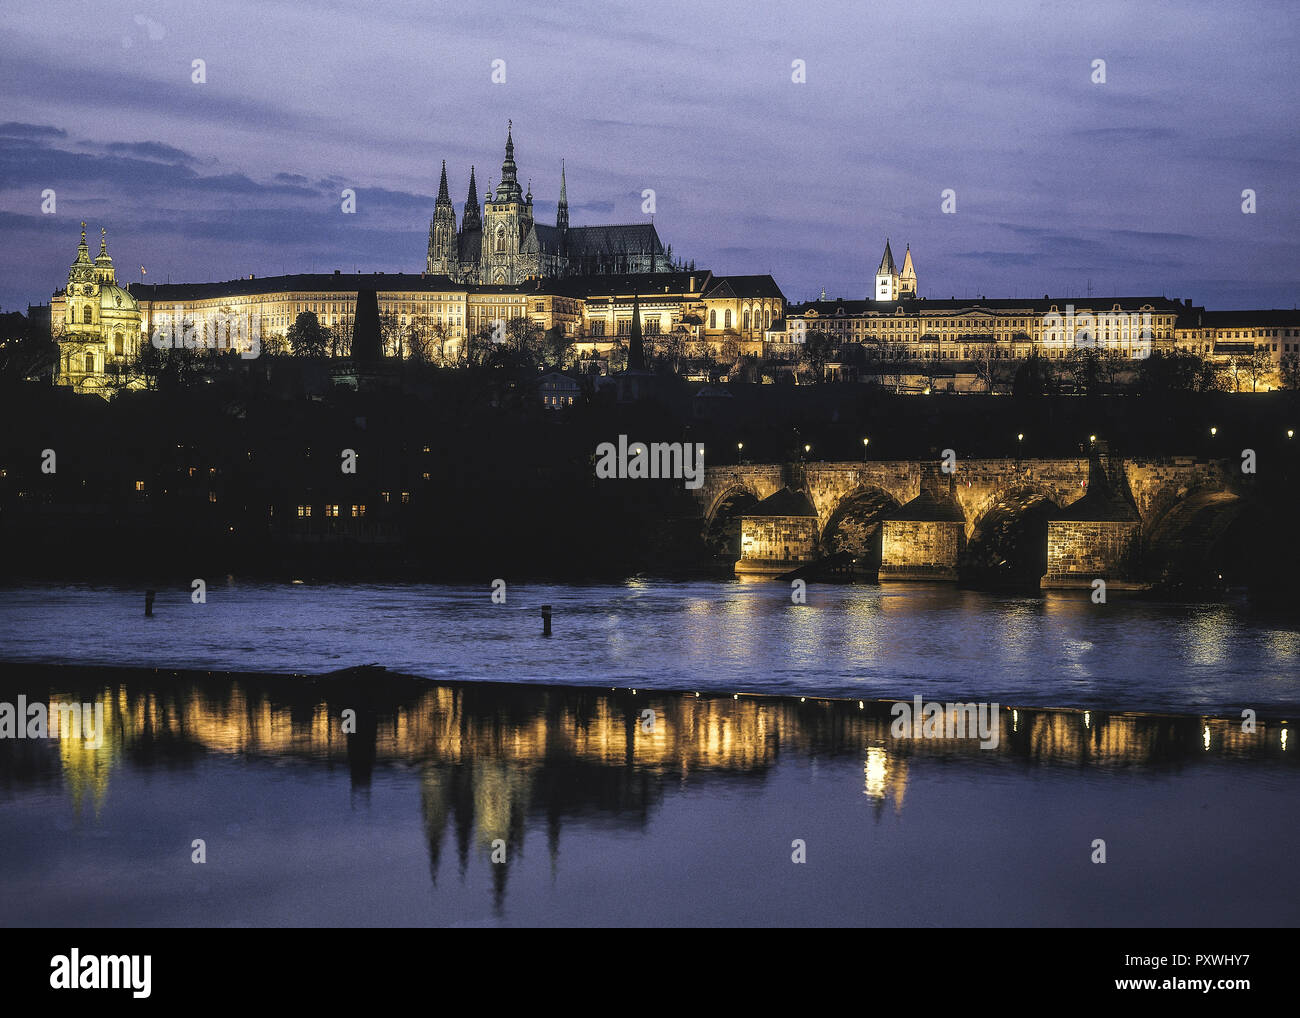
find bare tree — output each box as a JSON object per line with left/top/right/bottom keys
{"left": 1280, "top": 350, "right": 1300, "bottom": 390}
{"left": 1243, "top": 345, "right": 1274, "bottom": 392}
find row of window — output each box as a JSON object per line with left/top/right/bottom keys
{"left": 292, "top": 492, "right": 411, "bottom": 518}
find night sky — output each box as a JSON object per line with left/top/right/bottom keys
{"left": 1, "top": 0, "right": 1296, "bottom": 314}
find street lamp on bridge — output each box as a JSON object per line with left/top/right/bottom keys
{"left": 862, "top": 436, "right": 870, "bottom": 461}
{"left": 737, "top": 441, "right": 744, "bottom": 465}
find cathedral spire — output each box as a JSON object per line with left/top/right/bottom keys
{"left": 463, "top": 165, "right": 481, "bottom": 231}
{"left": 496, "top": 119, "right": 521, "bottom": 201}
{"left": 557, "top": 160, "right": 569, "bottom": 231}
{"left": 436, "top": 160, "right": 450, "bottom": 203}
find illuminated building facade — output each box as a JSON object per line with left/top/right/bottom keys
{"left": 426, "top": 123, "right": 673, "bottom": 285}
{"left": 53, "top": 225, "right": 144, "bottom": 392}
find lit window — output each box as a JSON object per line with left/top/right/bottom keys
{"left": 326, "top": 504, "right": 340, "bottom": 517}
{"left": 135, "top": 480, "right": 145, "bottom": 491}
{"left": 401, "top": 491, "right": 410, "bottom": 504}
{"left": 352, "top": 505, "right": 366, "bottom": 517}
{"left": 298, "top": 505, "right": 312, "bottom": 518}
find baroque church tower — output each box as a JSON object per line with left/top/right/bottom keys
{"left": 57, "top": 224, "right": 142, "bottom": 392}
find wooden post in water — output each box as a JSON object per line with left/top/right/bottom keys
{"left": 145, "top": 590, "right": 156, "bottom": 617}
{"left": 541, "top": 604, "right": 552, "bottom": 637}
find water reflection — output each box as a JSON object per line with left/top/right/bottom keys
{"left": 2, "top": 664, "right": 1293, "bottom": 915}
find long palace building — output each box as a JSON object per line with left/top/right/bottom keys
{"left": 51, "top": 229, "right": 1299, "bottom": 395}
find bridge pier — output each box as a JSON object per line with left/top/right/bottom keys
{"left": 1040, "top": 443, "right": 1148, "bottom": 590}
{"left": 879, "top": 466, "right": 967, "bottom": 582}
{"left": 880, "top": 520, "right": 966, "bottom": 581}
{"left": 1041, "top": 520, "right": 1146, "bottom": 590}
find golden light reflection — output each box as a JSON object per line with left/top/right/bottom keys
{"left": 1183, "top": 609, "right": 1234, "bottom": 667}
{"left": 863, "top": 745, "right": 907, "bottom": 812}
{"left": 12, "top": 675, "right": 1293, "bottom": 825}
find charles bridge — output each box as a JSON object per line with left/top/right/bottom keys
{"left": 693, "top": 447, "right": 1248, "bottom": 587}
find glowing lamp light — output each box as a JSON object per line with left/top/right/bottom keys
{"left": 1210, "top": 426, "right": 1217, "bottom": 436}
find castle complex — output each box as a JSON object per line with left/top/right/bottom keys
{"left": 41, "top": 130, "right": 1300, "bottom": 396}
{"left": 426, "top": 122, "right": 671, "bottom": 284}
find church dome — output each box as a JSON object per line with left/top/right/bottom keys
{"left": 99, "top": 283, "right": 138, "bottom": 312}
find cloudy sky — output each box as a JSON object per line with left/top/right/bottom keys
{"left": 1, "top": 0, "right": 1296, "bottom": 314}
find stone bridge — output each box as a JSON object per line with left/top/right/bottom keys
{"left": 694, "top": 454, "right": 1245, "bottom": 588}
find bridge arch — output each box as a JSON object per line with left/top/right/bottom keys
{"left": 702, "top": 484, "right": 762, "bottom": 562}
{"left": 819, "top": 484, "right": 904, "bottom": 569}
{"left": 703, "top": 482, "right": 762, "bottom": 528}
{"left": 961, "top": 484, "right": 1066, "bottom": 587}
{"left": 1144, "top": 490, "right": 1260, "bottom": 589}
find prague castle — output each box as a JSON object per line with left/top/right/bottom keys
{"left": 426, "top": 122, "right": 671, "bottom": 284}
{"left": 46, "top": 213, "right": 1300, "bottom": 396}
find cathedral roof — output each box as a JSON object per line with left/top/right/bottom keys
{"left": 564, "top": 223, "right": 663, "bottom": 257}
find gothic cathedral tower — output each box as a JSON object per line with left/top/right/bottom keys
{"left": 481, "top": 121, "right": 525, "bottom": 285}
{"left": 426, "top": 160, "right": 457, "bottom": 276}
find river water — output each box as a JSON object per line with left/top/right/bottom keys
{"left": 0, "top": 580, "right": 1296, "bottom": 714}
{"left": 1, "top": 580, "right": 1296, "bottom": 926}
